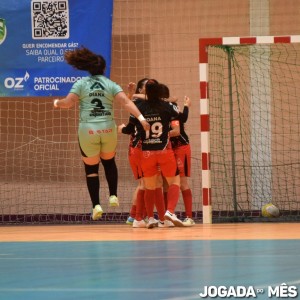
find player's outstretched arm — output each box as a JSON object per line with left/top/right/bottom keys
{"left": 169, "top": 120, "right": 180, "bottom": 137}
{"left": 180, "top": 96, "right": 190, "bottom": 122}
{"left": 183, "top": 95, "right": 191, "bottom": 107}
{"left": 118, "top": 124, "right": 126, "bottom": 134}
{"left": 127, "top": 82, "right": 137, "bottom": 100}
{"left": 132, "top": 93, "right": 146, "bottom": 100}
{"left": 53, "top": 93, "right": 78, "bottom": 109}
{"left": 114, "top": 91, "right": 150, "bottom": 131}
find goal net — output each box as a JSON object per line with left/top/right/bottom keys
{"left": 0, "top": 99, "right": 201, "bottom": 224}
{"left": 200, "top": 36, "right": 300, "bottom": 223}
{"left": 0, "top": 4, "right": 204, "bottom": 225}
{"left": 0, "top": 98, "right": 153, "bottom": 224}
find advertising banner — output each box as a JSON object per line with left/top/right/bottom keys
{"left": 0, "top": 0, "right": 113, "bottom": 96}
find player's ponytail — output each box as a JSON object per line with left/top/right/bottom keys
{"left": 145, "top": 80, "right": 168, "bottom": 110}
{"left": 145, "top": 79, "right": 160, "bottom": 102}
{"left": 64, "top": 46, "right": 106, "bottom": 75}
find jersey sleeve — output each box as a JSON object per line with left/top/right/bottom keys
{"left": 179, "top": 106, "right": 189, "bottom": 123}
{"left": 69, "top": 78, "right": 83, "bottom": 96}
{"left": 110, "top": 80, "right": 123, "bottom": 96}
{"left": 168, "top": 102, "right": 180, "bottom": 119}
{"left": 122, "top": 121, "right": 135, "bottom": 135}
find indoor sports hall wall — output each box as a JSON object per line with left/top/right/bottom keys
{"left": 1, "top": 0, "right": 299, "bottom": 222}
{"left": 110, "top": 0, "right": 300, "bottom": 221}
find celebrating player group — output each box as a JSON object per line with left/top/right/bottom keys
{"left": 119, "top": 78, "right": 195, "bottom": 228}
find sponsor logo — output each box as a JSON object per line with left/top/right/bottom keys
{"left": 4, "top": 71, "right": 30, "bottom": 90}
{"left": 0, "top": 18, "right": 7, "bottom": 45}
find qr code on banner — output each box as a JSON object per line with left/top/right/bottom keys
{"left": 31, "top": 0, "right": 69, "bottom": 39}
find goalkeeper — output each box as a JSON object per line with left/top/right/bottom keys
{"left": 53, "top": 47, "right": 149, "bottom": 221}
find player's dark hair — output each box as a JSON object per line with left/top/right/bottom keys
{"left": 135, "top": 78, "right": 149, "bottom": 93}
{"left": 145, "top": 79, "right": 165, "bottom": 110}
{"left": 64, "top": 46, "right": 106, "bottom": 76}
{"left": 160, "top": 83, "right": 170, "bottom": 99}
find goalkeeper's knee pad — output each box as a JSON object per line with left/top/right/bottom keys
{"left": 84, "top": 163, "right": 99, "bottom": 176}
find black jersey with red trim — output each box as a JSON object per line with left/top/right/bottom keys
{"left": 134, "top": 100, "right": 179, "bottom": 150}
{"left": 121, "top": 122, "right": 141, "bottom": 148}
{"left": 121, "top": 99, "right": 143, "bottom": 148}
{"left": 170, "top": 106, "right": 190, "bottom": 148}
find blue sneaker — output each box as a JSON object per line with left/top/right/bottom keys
{"left": 126, "top": 216, "right": 135, "bottom": 225}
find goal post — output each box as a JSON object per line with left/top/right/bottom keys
{"left": 199, "top": 35, "right": 300, "bottom": 224}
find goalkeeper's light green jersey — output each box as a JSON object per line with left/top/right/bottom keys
{"left": 70, "top": 75, "right": 123, "bottom": 123}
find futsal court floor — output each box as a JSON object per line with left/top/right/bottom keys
{"left": 0, "top": 223, "right": 300, "bottom": 300}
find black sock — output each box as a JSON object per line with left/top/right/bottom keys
{"left": 86, "top": 176, "right": 100, "bottom": 207}
{"left": 101, "top": 157, "right": 118, "bottom": 196}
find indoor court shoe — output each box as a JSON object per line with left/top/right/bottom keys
{"left": 92, "top": 204, "right": 103, "bottom": 221}
{"left": 164, "top": 210, "right": 184, "bottom": 227}
{"left": 158, "top": 220, "right": 175, "bottom": 228}
{"left": 183, "top": 217, "right": 195, "bottom": 227}
{"left": 109, "top": 195, "right": 119, "bottom": 207}
{"left": 147, "top": 217, "right": 159, "bottom": 229}
{"left": 132, "top": 219, "right": 147, "bottom": 228}
{"left": 126, "top": 216, "right": 135, "bottom": 225}
{"left": 158, "top": 220, "right": 165, "bottom": 228}
{"left": 165, "top": 220, "right": 175, "bottom": 227}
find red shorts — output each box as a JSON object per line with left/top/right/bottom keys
{"left": 173, "top": 144, "right": 191, "bottom": 177}
{"left": 128, "top": 146, "right": 143, "bottom": 180}
{"left": 141, "top": 149, "right": 178, "bottom": 178}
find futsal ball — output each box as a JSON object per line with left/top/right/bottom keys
{"left": 261, "top": 203, "right": 280, "bottom": 218}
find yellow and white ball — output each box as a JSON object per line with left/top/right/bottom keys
{"left": 261, "top": 203, "right": 280, "bottom": 218}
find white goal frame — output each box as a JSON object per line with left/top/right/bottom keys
{"left": 199, "top": 35, "right": 300, "bottom": 224}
